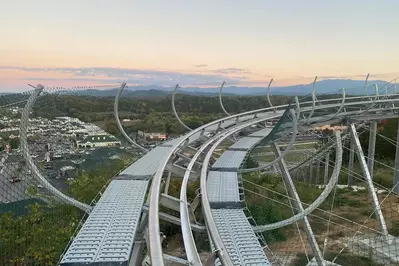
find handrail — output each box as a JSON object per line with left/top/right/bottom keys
{"left": 114, "top": 82, "right": 148, "bottom": 153}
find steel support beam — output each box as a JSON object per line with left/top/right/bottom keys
{"left": 177, "top": 152, "right": 203, "bottom": 167}
{"left": 142, "top": 205, "right": 205, "bottom": 232}
{"left": 191, "top": 193, "right": 201, "bottom": 212}
{"left": 394, "top": 120, "right": 399, "bottom": 194}
{"left": 166, "top": 164, "right": 200, "bottom": 180}
{"left": 348, "top": 137, "right": 355, "bottom": 188}
{"left": 272, "top": 143, "right": 325, "bottom": 266}
{"left": 324, "top": 153, "right": 330, "bottom": 185}
{"left": 160, "top": 193, "right": 197, "bottom": 223}
{"left": 273, "top": 164, "right": 279, "bottom": 174}
{"left": 129, "top": 239, "right": 146, "bottom": 266}
{"left": 349, "top": 124, "right": 388, "bottom": 236}
{"left": 367, "top": 121, "right": 377, "bottom": 179}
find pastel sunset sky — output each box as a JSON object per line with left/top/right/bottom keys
{"left": 1, "top": 0, "right": 399, "bottom": 92}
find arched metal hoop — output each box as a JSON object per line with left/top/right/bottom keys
{"left": 304, "top": 76, "right": 318, "bottom": 124}
{"left": 266, "top": 78, "right": 275, "bottom": 111}
{"left": 20, "top": 85, "right": 91, "bottom": 212}
{"left": 114, "top": 82, "right": 148, "bottom": 153}
{"left": 253, "top": 130, "right": 343, "bottom": 232}
{"left": 240, "top": 109, "right": 298, "bottom": 173}
{"left": 218, "top": 81, "right": 230, "bottom": 116}
{"left": 364, "top": 73, "right": 370, "bottom": 96}
{"left": 171, "top": 84, "right": 192, "bottom": 131}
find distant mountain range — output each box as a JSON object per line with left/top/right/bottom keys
{"left": 97, "top": 79, "right": 390, "bottom": 97}
{"left": 2, "top": 79, "right": 392, "bottom": 97}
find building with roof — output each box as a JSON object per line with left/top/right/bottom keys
{"left": 137, "top": 131, "right": 167, "bottom": 141}
{"left": 76, "top": 134, "right": 121, "bottom": 148}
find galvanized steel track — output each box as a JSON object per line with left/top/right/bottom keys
{"left": 162, "top": 90, "right": 399, "bottom": 265}
{"left": 57, "top": 80, "right": 399, "bottom": 265}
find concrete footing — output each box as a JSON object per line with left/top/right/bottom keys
{"left": 346, "top": 234, "right": 399, "bottom": 266}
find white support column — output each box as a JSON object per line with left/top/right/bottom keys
{"left": 164, "top": 171, "right": 172, "bottom": 194}
{"left": 309, "top": 161, "right": 314, "bottom": 185}
{"left": 348, "top": 137, "right": 355, "bottom": 188}
{"left": 349, "top": 124, "right": 388, "bottom": 236}
{"left": 272, "top": 164, "right": 278, "bottom": 174}
{"left": 316, "top": 159, "right": 321, "bottom": 185}
{"left": 394, "top": 120, "right": 399, "bottom": 194}
{"left": 272, "top": 143, "right": 325, "bottom": 266}
{"left": 324, "top": 153, "right": 330, "bottom": 185}
{"left": 367, "top": 121, "right": 377, "bottom": 179}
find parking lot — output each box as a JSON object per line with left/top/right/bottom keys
{"left": 0, "top": 162, "right": 31, "bottom": 203}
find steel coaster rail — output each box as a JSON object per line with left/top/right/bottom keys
{"left": 149, "top": 107, "right": 288, "bottom": 264}
{"left": 180, "top": 136, "right": 220, "bottom": 265}
{"left": 288, "top": 100, "right": 399, "bottom": 173}
{"left": 290, "top": 104, "right": 399, "bottom": 174}
{"left": 181, "top": 114, "right": 284, "bottom": 265}
{"left": 196, "top": 112, "right": 342, "bottom": 234}
{"left": 20, "top": 85, "right": 92, "bottom": 212}
{"left": 239, "top": 94, "right": 385, "bottom": 174}
{"left": 114, "top": 82, "right": 148, "bottom": 153}
{"left": 200, "top": 115, "right": 284, "bottom": 265}
{"left": 149, "top": 91, "right": 399, "bottom": 264}
{"left": 176, "top": 88, "right": 399, "bottom": 263}
{"left": 203, "top": 104, "right": 385, "bottom": 233}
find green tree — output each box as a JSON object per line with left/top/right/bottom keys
{"left": 9, "top": 137, "right": 19, "bottom": 149}
{"left": 0, "top": 159, "right": 129, "bottom": 265}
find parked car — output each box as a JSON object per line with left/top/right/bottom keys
{"left": 9, "top": 177, "right": 21, "bottom": 183}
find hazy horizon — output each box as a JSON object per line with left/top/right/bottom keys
{"left": 1, "top": 1, "right": 399, "bottom": 91}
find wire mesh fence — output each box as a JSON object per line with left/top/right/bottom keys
{"left": 0, "top": 84, "right": 140, "bottom": 265}
{"left": 2, "top": 79, "right": 399, "bottom": 265}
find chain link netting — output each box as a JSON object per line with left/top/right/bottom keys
{"left": 0, "top": 84, "right": 139, "bottom": 265}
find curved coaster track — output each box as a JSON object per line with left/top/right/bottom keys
{"left": 2, "top": 78, "right": 399, "bottom": 266}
